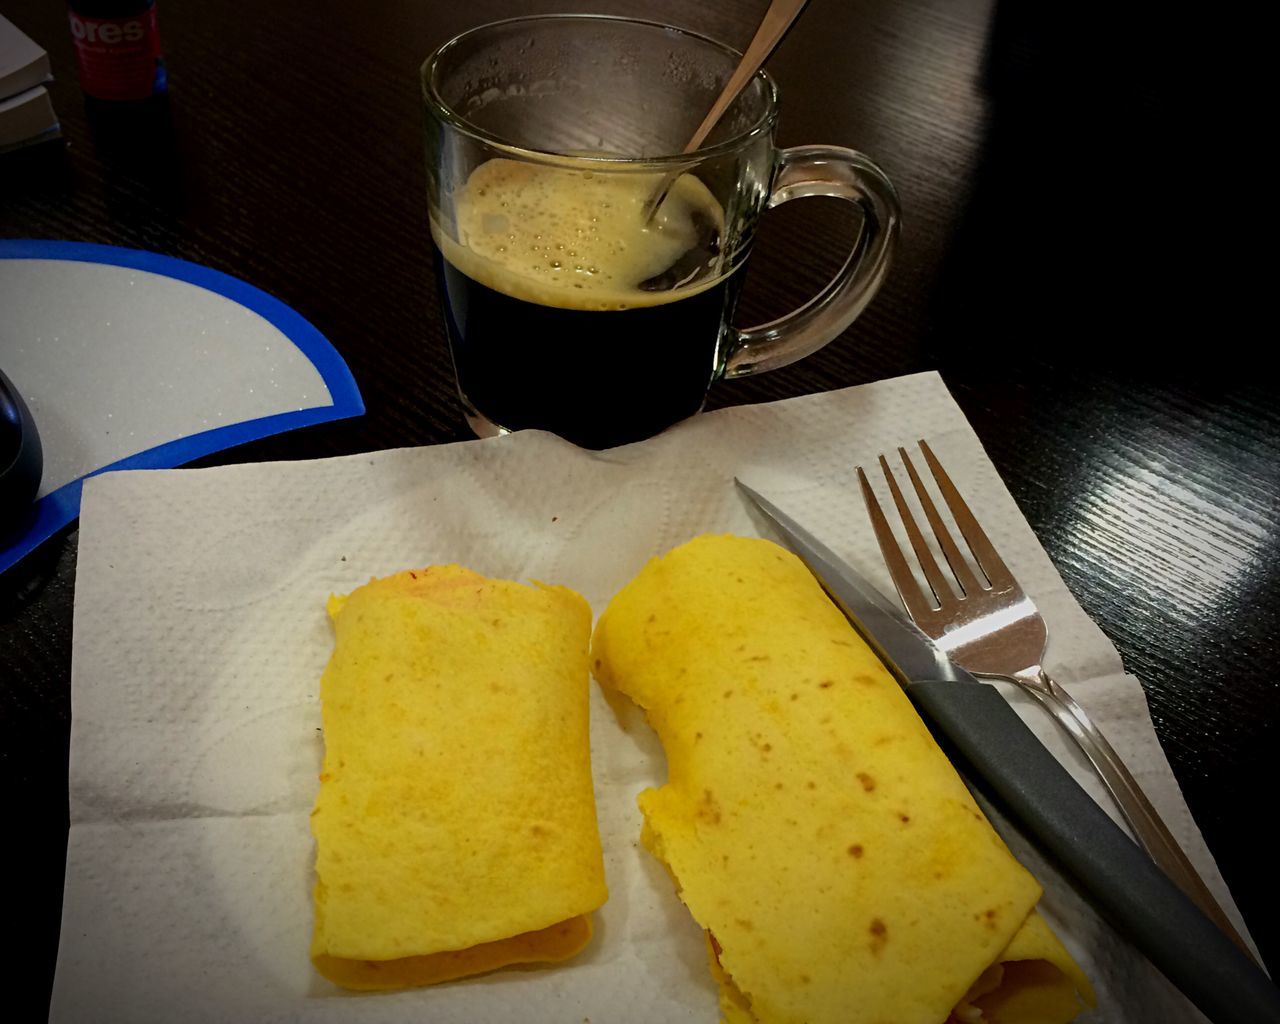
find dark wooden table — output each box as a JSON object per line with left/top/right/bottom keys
{"left": 3, "top": 0, "right": 1274, "bottom": 1018}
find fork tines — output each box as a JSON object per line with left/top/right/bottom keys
{"left": 857, "top": 440, "right": 1013, "bottom": 622}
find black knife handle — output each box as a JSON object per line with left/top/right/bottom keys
{"left": 907, "top": 679, "right": 1279, "bottom": 1024}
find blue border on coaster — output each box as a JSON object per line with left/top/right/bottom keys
{"left": 0, "top": 239, "right": 365, "bottom": 575}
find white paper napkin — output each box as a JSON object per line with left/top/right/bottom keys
{"left": 53, "top": 371, "right": 1248, "bottom": 1023}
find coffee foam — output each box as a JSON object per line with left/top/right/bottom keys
{"left": 431, "top": 158, "right": 728, "bottom": 311}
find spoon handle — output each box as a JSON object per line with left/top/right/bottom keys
{"left": 682, "top": 0, "right": 811, "bottom": 155}
{"left": 644, "top": 0, "right": 810, "bottom": 219}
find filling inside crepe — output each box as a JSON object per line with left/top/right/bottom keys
{"left": 309, "top": 565, "right": 608, "bottom": 990}
{"left": 591, "top": 534, "right": 1096, "bottom": 1024}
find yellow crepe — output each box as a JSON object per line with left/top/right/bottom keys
{"left": 310, "top": 565, "right": 608, "bottom": 990}
{"left": 591, "top": 535, "right": 1095, "bottom": 1024}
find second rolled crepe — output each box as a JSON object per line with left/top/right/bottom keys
{"left": 591, "top": 535, "right": 1094, "bottom": 1024}
{"left": 310, "top": 565, "right": 608, "bottom": 990}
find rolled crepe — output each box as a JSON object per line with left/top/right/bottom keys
{"left": 310, "top": 565, "right": 608, "bottom": 990}
{"left": 591, "top": 535, "right": 1095, "bottom": 1024}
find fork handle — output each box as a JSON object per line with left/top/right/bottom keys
{"left": 906, "top": 678, "right": 1280, "bottom": 1024}
{"left": 1016, "top": 670, "right": 1258, "bottom": 962}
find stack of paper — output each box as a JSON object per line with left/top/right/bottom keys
{"left": 1, "top": 14, "right": 59, "bottom": 154}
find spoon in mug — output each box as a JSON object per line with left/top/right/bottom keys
{"left": 642, "top": 0, "right": 812, "bottom": 220}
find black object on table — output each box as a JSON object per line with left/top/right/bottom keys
{"left": 0, "top": 366, "right": 43, "bottom": 532}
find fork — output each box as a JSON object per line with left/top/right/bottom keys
{"left": 857, "top": 439, "right": 1254, "bottom": 960}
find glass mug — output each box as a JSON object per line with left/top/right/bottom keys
{"left": 422, "top": 15, "right": 899, "bottom": 450}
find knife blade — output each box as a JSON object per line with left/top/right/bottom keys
{"left": 734, "top": 478, "right": 1279, "bottom": 1024}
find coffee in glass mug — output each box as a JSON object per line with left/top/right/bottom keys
{"left": 422, "top": 15, "right": 898, "bottom": 449}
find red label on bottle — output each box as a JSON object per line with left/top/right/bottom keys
{"left": 69, "top": 7, "right": 164, "bottom": 101}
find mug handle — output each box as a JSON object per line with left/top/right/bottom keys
{"left": 721, "top": 145, "right": 900, "bottom": 378}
